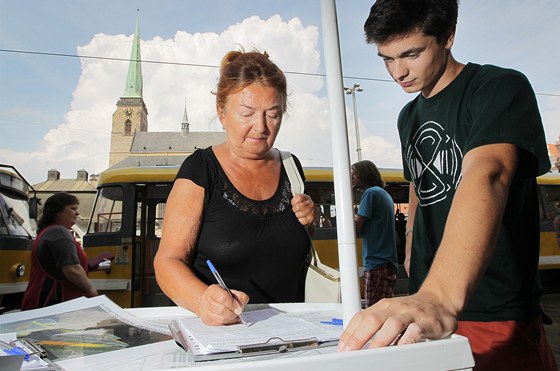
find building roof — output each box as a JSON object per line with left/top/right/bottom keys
{"left": 33, "top": 179, "right": 97, "bottom": 192}
{"left": 107, "top": 155, "right": 188, "bottom": 170}
{"left": 130, "top": 131, "right": 226, "bottom": 153}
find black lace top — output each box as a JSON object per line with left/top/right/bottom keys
{"left": 175, "top": 147, "right": 309, "bottom": 303}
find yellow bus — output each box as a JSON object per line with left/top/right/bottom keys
{"left": 0, "top": 165, "right": 38, "bottom": 312}
{"left": 83, "top": 165, "right": 560, "bottom": 308}
{"left": 535, "top": 172, "right": 560, "bottom": 290}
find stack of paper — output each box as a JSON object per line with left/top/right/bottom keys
{"left": 170, "top": 308, "right": 343, "bottom": 361}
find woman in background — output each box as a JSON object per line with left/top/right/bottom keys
{"left": 22, "top": 192, "right": 98, "bottom": 310}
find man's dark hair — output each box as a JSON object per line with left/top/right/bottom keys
{"left": 352, "top": 160, "right": 385, "bottom": 189}
{"left": 364, "top": 0, "right": 459, "bottom": 45}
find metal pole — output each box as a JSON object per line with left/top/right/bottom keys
{"left": 351, "top": 87, "right": 362, "bottom": 161}
{"left": 320, "top": 0, "right": 362, "bottom": 326}
{"left": 345, "top": 83, "right": 364, "bottom": 162}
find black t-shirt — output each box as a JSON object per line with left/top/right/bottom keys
{"left": 36, "top": 225, "right": 79, "bottom": 280}
{"left": 399, "top": 63, "right": 549, "bottom": 321}
{"left": 34, "top": 225, "right": 79, "bottom": 304}
{"left": 175, "top": 147, "right": 309, "bottom": 303}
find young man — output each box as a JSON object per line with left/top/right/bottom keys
{"left": 337, "top": 1, "right": 557, "bottom": 369}
{"left": 352, "top": 160, "right": 398, "bottom": 307}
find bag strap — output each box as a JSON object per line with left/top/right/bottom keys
{"left": 280, "top": 150, "right": 304, "bottom": 195}
{"left": 279, "top": 150, "right": 318, "bottom": 266}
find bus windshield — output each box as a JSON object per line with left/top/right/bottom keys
{"left": 0, "top": 193, "right": 34, "bottom": 237}
{"left": 87, "top": 186, "right": 124, "bottom": 234}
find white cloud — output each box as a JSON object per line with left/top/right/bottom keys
{"left": 540, "top": 94, "right": 560, "bottom": 146}
{"left": 2, "top": 15, "right": 371, "bottom": 184}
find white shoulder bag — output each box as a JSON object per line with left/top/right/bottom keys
{"left": 280, "top": 151, "right": 341, "bottom": 303}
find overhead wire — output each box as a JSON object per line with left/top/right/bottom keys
{"left": 2, "top": 48, "right": 558, "bottom": 96}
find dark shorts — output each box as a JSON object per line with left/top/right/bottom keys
{"left": 363, "top": 263, "right": 397, "bottom": 308}
{"left": 455, "top": 316, "right": 557, "bottom": 371}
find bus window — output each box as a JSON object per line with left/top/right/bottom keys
{"left": 0, "top": 211, "right": 8, "bottom": 235}
{"left": 136, "top": 199, "right": 142, "bottom": 237}
{"left": 2, "top": 193, "right": 33, "bottom": 237}
{"left": 88, "top": 186, "right": 124, "bottom": 234}
{"left": 539, "top": 184, "right": 560, "bottom": 232}
{"left": 306, "top": 183, "right": 336, "bottom": 229}
{"left": 154, "top": 203, "right": 166, "bottom": 238}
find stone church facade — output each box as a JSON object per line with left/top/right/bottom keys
{"left": 108, "top": 16, "right": 225, "bottom": 170}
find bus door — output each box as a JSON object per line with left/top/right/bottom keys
{"left": 385, "top": 181, "right": 410, "bottom": 296}
{"left": 537, "top": 182, "right": 560, "bottom": 292}
{"left": 137, "top": 183, "right": 173, "bottom": 307}
{"left": 385, "top": 181, "right": 410, "bottom": 264}
{"left": 85, "top": 184, "right": 135, "bottom": 308}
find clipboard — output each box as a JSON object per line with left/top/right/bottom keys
{"left": 168, "top": 308, "right": 341, "bottom": 362}
{"left": 170, "top": 323, "right": 334, "bottom": 361}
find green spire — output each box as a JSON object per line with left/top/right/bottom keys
{"left": 122, "top": 15, "right": 143, "bottom": 98}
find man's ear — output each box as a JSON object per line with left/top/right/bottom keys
{"left": 444, "top": 26, "right": 456, "bottom": 50}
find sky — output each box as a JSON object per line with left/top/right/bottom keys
{"left": 1, "top": 0, "right": 559, "bottom": 185}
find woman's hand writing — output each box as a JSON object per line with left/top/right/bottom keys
{"left": 196, "top": 285, "right": 250, "bottom": 326}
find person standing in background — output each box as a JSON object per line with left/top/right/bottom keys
{"left": 22, "top": 192, "right": 99, "bottom": 310}
{"left": 352, "top": 160, "right": 398, "bottom": 307}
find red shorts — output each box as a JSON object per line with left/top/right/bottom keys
{"left": 455, "top": 316, "right": 557, "bottom": 371}
{"left": 363, "top": 263, "right": 396, "bottom": 307}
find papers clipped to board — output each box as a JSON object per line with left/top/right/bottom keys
{"left": 169, "top": 308, "right": 343, "bottom": 361}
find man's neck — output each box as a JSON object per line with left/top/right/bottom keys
{"left": 422, "top": 55, "right": 464, "bottom": 98}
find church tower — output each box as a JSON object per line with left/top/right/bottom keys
{"left": 181, "top": 100, "right": 190, "bottom": 137}
{"left": 109, "top": 15, "right": 148, "bottom": 167}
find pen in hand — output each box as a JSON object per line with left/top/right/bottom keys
{"left": 206, "top": 259, "right": 248, "bottom": 326}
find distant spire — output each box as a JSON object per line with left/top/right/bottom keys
{"left": 181, "top": 99, "right": 190, "bottom": 136}
{"left": 122, "top": 13, "right": 143, "bottom": 98}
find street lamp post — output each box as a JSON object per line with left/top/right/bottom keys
{"left": 344, "top": 83, "right": 364, "bottom": 161}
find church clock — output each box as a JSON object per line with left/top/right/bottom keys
{"left": 123, "top": 108, "right": 135, "bottom": 119}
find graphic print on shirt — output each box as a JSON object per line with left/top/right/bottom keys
{"left": 405, "top": 121, "right": 463, "bottom": 206}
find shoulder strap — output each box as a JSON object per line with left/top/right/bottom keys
{"left": 280, "top": 150, "right": 320, "bottom": 264}
{"left": 280, "top": 150, "right": 305, "bottom": 195}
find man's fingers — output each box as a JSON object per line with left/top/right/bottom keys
{"left": 395, "top": 322, "right": 424, "bottom": 345}
{"left": 368, "top": 315, "right": 411, "bottom": 348}
{"left": 338, "top": 310, "right": 386, "bottom": 352}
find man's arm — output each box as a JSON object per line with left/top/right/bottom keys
{"left": 355, "top": 214, "right": 366, "bottom": 231}
{"left": 404, "top": 183, "right": 417, "bottom": 275}
{"left": 338, "top": 143, "right": 518, "bottom": 350}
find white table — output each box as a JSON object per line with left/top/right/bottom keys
{"left": 56, "top": 303, "right": 474, "bottom": 371}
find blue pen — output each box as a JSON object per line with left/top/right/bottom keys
{"left": 0, "top": 339, "right": 30, "bottom": 360}
{"left": 320, "top": 318, "right": 343, "bottom": 326}
{"left": 206, "top": 260, "right": 248, "bottom": 326}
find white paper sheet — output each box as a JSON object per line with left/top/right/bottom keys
{"left": 173, "top": 308, "right": 343, "bottom": 355}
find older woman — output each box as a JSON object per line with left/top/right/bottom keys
{"left": 154, "top": 50, "right": 314, "bottom": 325}
{"left": 21, "top": 192, "right": 98, "bottom": 310}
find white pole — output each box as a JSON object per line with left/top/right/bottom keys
{"left": 320, "top": 0, "right": 362, "bottom": 326}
